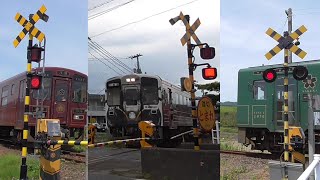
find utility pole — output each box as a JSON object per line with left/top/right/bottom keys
{"left": 130, "top": 54, "right": 143, "bottom": 74}
{"left": 286, "top": 8, "right": 293, "bottom": 63}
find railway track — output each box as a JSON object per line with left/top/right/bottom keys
{"left": 221, "top": 150, "right": 279, "bottom": 160}
{"left": 88, "top": 148, "right": 139, "bottom": 165}
{"left": 61, "top": 150, "right": 86, "bottom": 163}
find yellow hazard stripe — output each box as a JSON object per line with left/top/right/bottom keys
{"left": 284, "top": 121, "right": 289, "bottom": 129}
{"left": 289, "top": 44, "right": 307, "bottom": 59}
{"left": 284, "top": 92, "right": 288, "bottom": 100}
{"left": 25, "top": 96, "right": 30, "bottom": 105}
{"left": 80, "top": 141, "right": 88, "bottom": 146}
{"left": 266, "top": 28, "right": 282, "bottom": 42}
{"left": 27, "top": 63, "right": 31, "bottom": 72}
{"left": 24, "top": 115, "right": 28, "bottom": 122}
{"left": 289, "top": 25, "right": 307, "bottom": 40}
{"left": 22, "top": 147, "right": 27, "bottom": 157}
{"left": 265, "top": 45, "right": 282, "bottom": 60}
{"left": 284, "top": 105, "right": 288, "bottom": 113}
{"left": 284, "top": 78, "right": 288, "bottom": 85}
{"left": 23, "top": 130, "right": 28, "bottom": 139}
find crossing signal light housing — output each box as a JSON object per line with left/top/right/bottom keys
{"left": 263, "top": 68, "right": 277, "bottom": 83}
{"left": 202, "top": 67, "right": 217, "bottom": 80}
{"left": 293, "top": 66, "right": 308, "bottom": 81}
{"left": 30, "top": 75, "right": 42, "bottom": 89}
{"left": 200, "top": 46, "right": 215, "bottom": 60}
{"left": 30, "top": 46, "right": 44, "bottom": 62}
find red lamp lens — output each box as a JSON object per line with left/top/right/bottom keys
{"left": 31, "top": 77, "right": 40, "bottom": 88}
{"left": 266, "top": 72, "right": 274, "bottom": 80}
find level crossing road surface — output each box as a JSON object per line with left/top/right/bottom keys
{"left": 88, "top": 147, "right": 145, "bottom": 180}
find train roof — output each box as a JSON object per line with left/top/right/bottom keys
{"left": 0, "top": 67, "right": 87, "bottom": 84}
{"left": 239, "top": 59, "right": 320, "bottom": 73}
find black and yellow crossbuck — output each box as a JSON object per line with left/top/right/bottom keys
{"left": 170, "top": 12, "right": 203, "bottom": 48}
{"left": 265, "top": 25, "right": 307, "bottom": 60}
{"left": 13, "top": 5, "right": 47, "bottom": 48}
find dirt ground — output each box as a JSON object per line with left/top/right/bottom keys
{"left": 220, "top": 128, "right": 270, "bottom": 180}
{"left": 0, "top": 145, "right": 86, "bottom": 180}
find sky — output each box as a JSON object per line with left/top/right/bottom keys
{"left": 221, "top": 0, "right": 320, "bottom": 102}
{"left": 0, "top": 1, "right": 88, "bottom": 81}
{"left": 88, "top": 0, "right": 220, "bottom": 94}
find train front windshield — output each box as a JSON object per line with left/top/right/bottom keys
{"left": 124, "top": 88, "right": 139, "bottom": 105}
{"left": 141, "top": 77, "right": 159, "bottom": 105}
{"left": 107, "top": 81, "right": 121, "bottom": 106}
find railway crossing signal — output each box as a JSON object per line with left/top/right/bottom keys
{"left": 264, "top": 10, "right": 308, "bottom": 180}
{"left": 265, "top": 25, "right": 307, "bottom": 60}
{"left": 170, "top": 12, "right": 217, "bottom": 151}
{"left": 13, "top": 5, "right": 48, "bottom": 48}
{"left": 30, "top": 74, "right": 42, "bottom": 89}
{"left": 200, "top": 46, "right": 215, "bottom": 60}
{"left": 13, "top": 5, "right": 49, "bottom": 180}
{"left": 202, "top": 67, "right": 217, "bottom": 80}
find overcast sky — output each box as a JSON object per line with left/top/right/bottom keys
{"left": 0, "top": 1, "right": 88, "bottom": 82}
{"left": 221, "top": 0, "right": 320, "bottom": 102}
{"left": 88, "top": 0, "right": 220, "bottom": 94}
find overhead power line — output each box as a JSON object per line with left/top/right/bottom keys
{"left": 89, "top": 42, "right": 129, "bottom": 74}
{"left": 88, "top": 38, "right": 133, "bottom": 72}
{"left": 88, "top": 0, "right": 117, "bottom": 11}
{"left": 90, "top": 0, "right": 200, "bottom": 38}
{"left": 88, "top": 50, "right": 121, "bottom": 75}
{"left": 89, "top": 0, "right": 135, "bottom": 20}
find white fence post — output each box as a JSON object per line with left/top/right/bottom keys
{"left": 298, "top": 154, "right": 320, "bottom": 180}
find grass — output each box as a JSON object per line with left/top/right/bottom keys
{"left": 0, "top": 153, "right": 39, "bottom": 179}
{"left": 220, "top": 165, "right": 248, "bottom": 180}
{"left": 220, "top": 106, "right": 237, "bottom": 127}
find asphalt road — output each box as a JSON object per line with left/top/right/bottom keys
{"left": 88, "top": 147, "right": 145, "bottom": 180}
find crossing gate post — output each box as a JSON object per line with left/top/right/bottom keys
{"left": 37, "top": 119, "right": 62, "bottom": 179}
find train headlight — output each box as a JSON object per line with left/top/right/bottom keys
{"left": 129, "top": 112, "right": 136, "bottom": 119}
{"left": 131, "top": 78, "right": 135, "bottom": 82}
{"left": 126, "top": 78, "right": 130, "bottom": 82}
{"left": 73, "top": 115, "right": 84, "bottom": 120}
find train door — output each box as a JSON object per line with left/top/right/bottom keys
{"left": 251, "top": 80, "right": 269, "bottom": 127}
{"left": 273, "top": 76, "right": 298, "bottom": 131}
{"left": 52, "top": 78, "right": 69, "bottom": 125}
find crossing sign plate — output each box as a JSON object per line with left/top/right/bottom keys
{"left": 197, "top": 96, "right": 215, "bottom": 132}
{"left": 265, "top": 25, "right": 307, "bottom": 60}
{"left": 13, "top": 5, "right": 47, "bottom": 47}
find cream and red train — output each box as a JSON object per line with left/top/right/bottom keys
{"left": 106, "top": 74, "right": 193, "bottom": 143}
{"left": 0, "top": 67, "right": 87, "bottom": 141}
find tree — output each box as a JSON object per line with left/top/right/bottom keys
{"left": 195, "top": 81, "right": 220, "bottom": 94}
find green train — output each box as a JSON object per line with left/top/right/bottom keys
{"left": 237, "top": 59, "right": 320, "bottom": 153}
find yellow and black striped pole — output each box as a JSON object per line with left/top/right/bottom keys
{"left": 185, "top": 15, "right": 200, "bottom": 151}
{"left": 20, "top": 32, "right": 33, "bottom": 180}
{"left": 45, "top": 138, "right": 149, "bottom": 148}
{"left": 283, "top": 32, "right": 289, "bottom": 180}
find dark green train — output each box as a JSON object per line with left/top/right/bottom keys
{"left": 237, "top": 59, "right": 320, "bottom": 153}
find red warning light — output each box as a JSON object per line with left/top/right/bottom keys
{"left": 30, "top": 47, "right": 43, "bottom": 62}
{"left": 30, "top": 76, "right": 42, "bottom": 89}
{"left": 263, "top": 69, "right": 277, "bottom": 83}
{"left": 200, "top": 47, "right": 215, "bottom": 60}
{"left": 202, "top": 67, "right": 217, "bottom": 80}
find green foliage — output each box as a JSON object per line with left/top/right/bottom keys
{"left": 0, "top": 154, "right": 39, "bottom": 178}
{"left": 220, "top": 106, "right": 237, "bottom": 127}
{"left": 195, "top": 81, "right": 220, "bottom": 92}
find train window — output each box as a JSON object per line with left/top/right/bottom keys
{"left": 11, "top": 84, "right": 15, "bottom": 95}
{"left": 33, "top": 78, "right": 52, "bottom": 100}
{"left": 1, "top": 86, "right": 9, "bottom": 106}
{"left": 124, "top": 88, "right": 139, "bottom": 105}
{"left": 253, "top": 81, "right": 266, "bottom": 100}
{"left": 107, "top": 85, "right": 121, "bottom": 106}
{"left": 141, "top": 77, "right": 159, "bottom": 105}
{"left": 19, "top": 80, "right": 26, "bottom": 100}
{"left": 72, "top": 80, "right": 86, "bottom": 103}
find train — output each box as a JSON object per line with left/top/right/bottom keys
{"left": 0, "top": 67, "right": 87, "bottom": 142}
{"left": 237, "top": 59, "right": 320, "bottom": 153}
{"left": 105, "top": 73, "right": 193, "bottom": 144}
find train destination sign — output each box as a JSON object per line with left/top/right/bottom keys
{"left": 197, "top": 96, "right": 215, "bottom": 132}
